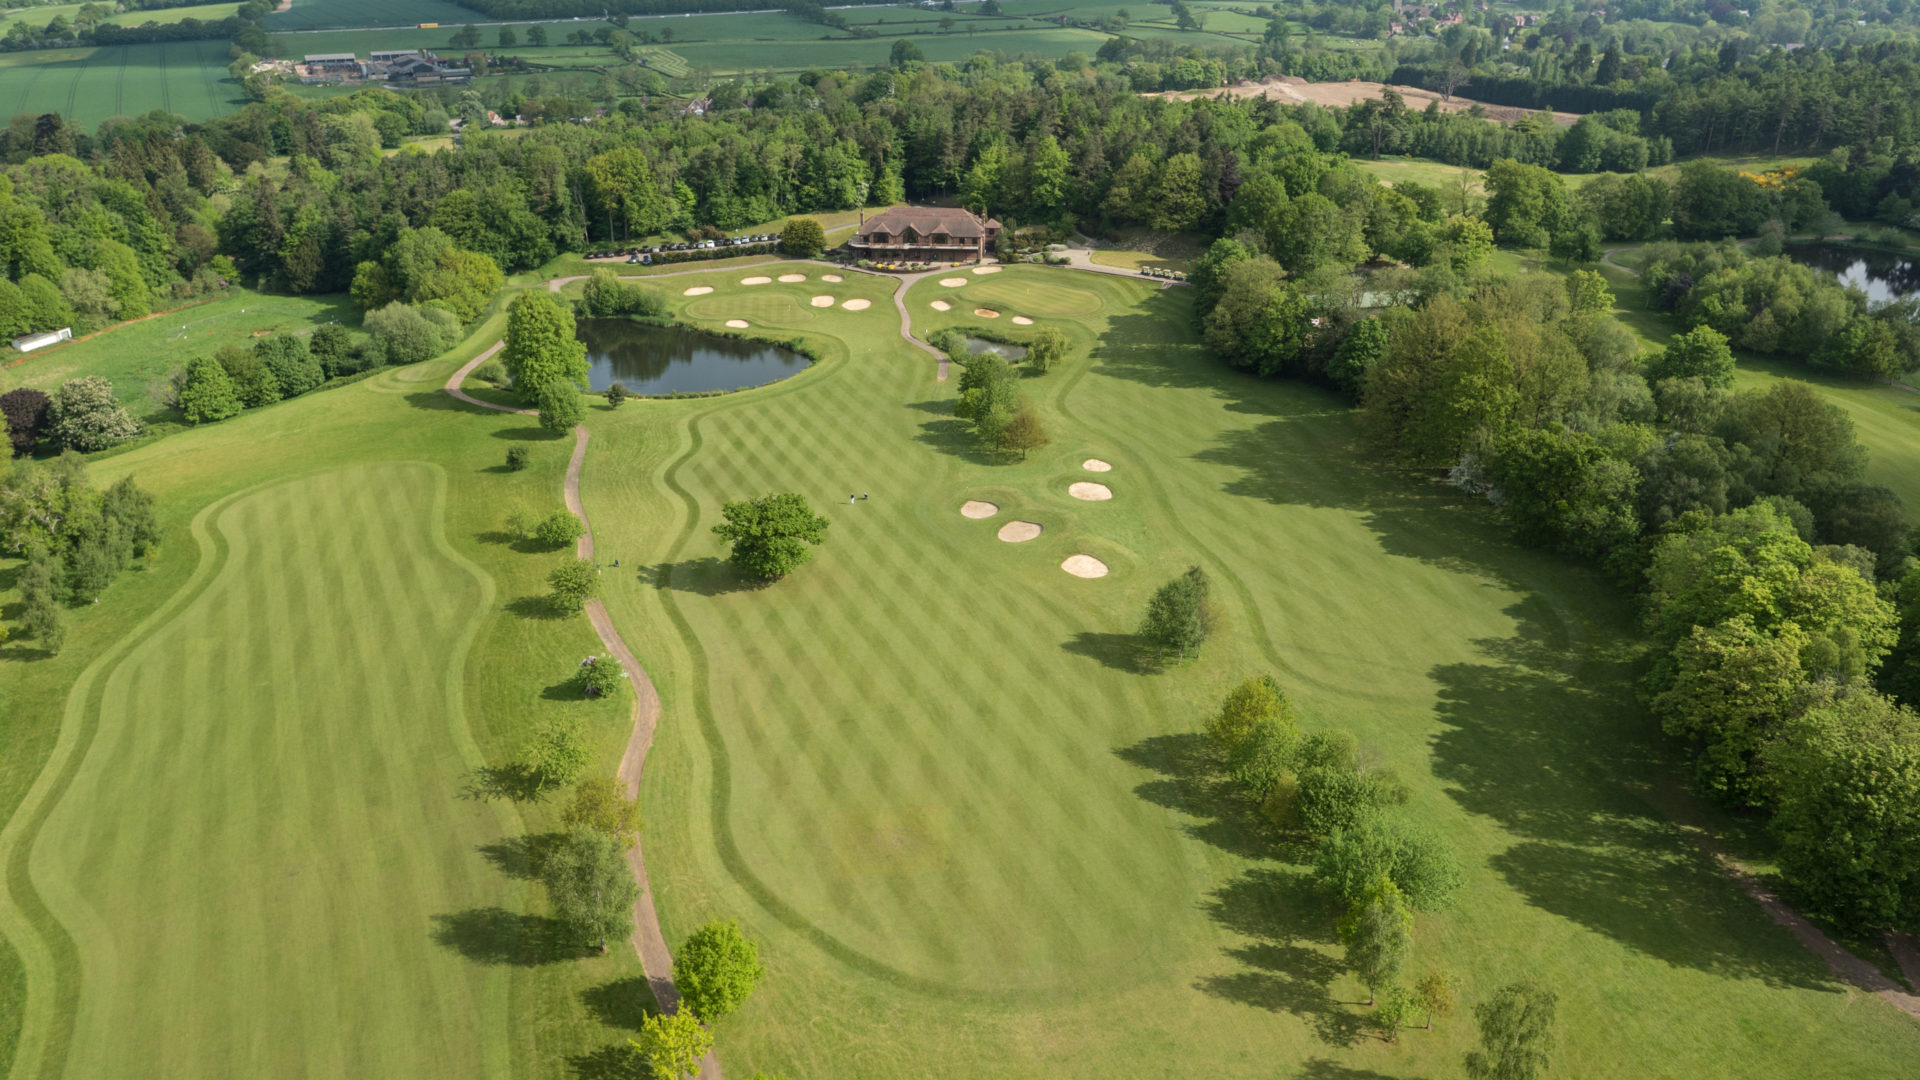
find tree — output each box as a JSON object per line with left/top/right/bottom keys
{"left": 1000, "top": 399, "right": 1048, "bottom": 459}
{"left": 577, "top": 654, "right": 624, "bottom": 698}
{"left": 954, "top": 354, "right": 1020, "bottom": 449}
{"left": 889, "top": 38, "right": 924, "bottom": 68}
{"left": 543, "top": 826, "right": 638, "bottom": 952}
{"left": 1483, "top": 159, "right": 1573, "bottom": 248}
{"left": 526, "top": 715, "right": 592, "bottom": 792}
{"left": 1338, "top": 876, "right": 1413, "bottom": 1006}
{"left": 1206, "top": 675, "right": 1297, "bottom": 756}
{"left": 676, "top": 920, "right": 765, "bottom": 1021}
{"left": 548, "top": 558, "right": 600, "bottom": 612}
{"left": 712, "top": 493, "right": 829, "bottom": 580}
{"left": 563, "top": 775, "right": 640, "bottom": 845}
{"left": 1416, "top": 970, "right": 1457, "bottom": 1030}
{"left": 506, "top": 446, "right": 530, "bottom": 471}
{"left": 1025, "top": 327, "right": 1067, "bottom": 374}
{"left": 504, "top": 291, "right": 588, "bottom": 400}
{"left": 534, "top": 510, "right": 585, "bottom": 548}
{"left": 1371, "top": 983, "right": 1419, "bottom": 1044}
{"left": 497, "top": 25, "right": 517, "bottom": 47}
{"left": 1483, "top": 427, "right": 1640, "bottom": 559}
{"left": 1, "top": 387, "right": 50, "bottom": 455}
{"left": 629, "top": 1010, "right": 712, "bottom": 1080}
{"left": 1465, "top": 982, "right": 1559, "bottom": 1080}
{"left": 1314, "top": 815, "right": 1464, "bottom": 911}
{"left": 1138, "top": 565, "right": 1213, "bottom": 662}
{"left": 605, "top": 383, "right": 628, "bottom": 408}
{"left": 46, "top": 377, "right": 138, "bottom": 452}
{"left": 538, "top": 381, "right": 584, "bottom": 434}
{"left": 780, "top": 217, "right": 826, "bottom": 258}
{"left": 528, "top": 24, "right": 547, "bottom": 45}
{"left": 177, "top": 355, "right": 242, "bottom": 424}
{"left": 309, "top": 323, "right": 354, "bottom": 377}
{"left": 363, "top": 302, "right": 449, "bottom": 366}
{"left": 1151, "top": 153, "right": 1209, "bottom": 232}
{"left": 1646, "top": 324, "right": 1735, "bottom": 388}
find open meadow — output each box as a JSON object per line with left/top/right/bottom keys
{"left": 0, "top": 38, "right": 238, "bottom": 129}
{"left": 545, "top": 261, "right": 1920, "bottom": 1077}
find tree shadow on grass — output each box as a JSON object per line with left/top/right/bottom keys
{"left": 1293, "top": 1059, "right": 1401, "bottom": 1080}
{"left": 492, "top": 425, "right": 558, "bottom": 442}
{"left": 430, "top": 907, "right": 573, "bottom": 966}
{"left": 581, "top": 976, "right": 656, "bottom": 1032}
{"left": 477, "top": 832, "right": 564, "bottom": 880}
{"left": 1430, "top": 595, "right": 1839, "bottom": 992}
{"left": 644, "top": 557, "right": 760, "bottom": 597}
{"left": 460, "top": 764, "right": 546, "bottom": 803}
{"left": 1114, "top": 733, "right": 1291, "bottom": 862}
{"left": 1195, "top": 869, "right": 1363, "bottom": 1049}
{"left": 1060, "top": 630, "right": 1156, "bottom": 674}
{"left": 907, "top": 402, "right": 999, "bottom": 466}
{"left": 568, "top": 1044, "right": 645, "bottom": 1080}
{"left": 507, "top": 594, "right": 567, "bottom": 620}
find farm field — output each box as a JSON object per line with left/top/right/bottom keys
{"left": 0, "top": 2, "right": 242, "bottom": 29}
{"left": 553, "top": 261, "right": 1920, "bottom": 1077}
{"left": 268, "top": 0, "right": 484, "bottom": 32}
{"left": 0, "top": 327, "right": 643, "bottom": 1078}
{"left": 0, "top": 289, "right": 356, "bottom": 427}
{"left": 0, "top": 38, "right": 237, "bottom": 129}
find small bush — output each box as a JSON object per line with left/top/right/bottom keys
{"left": 506, "top": 446, "right": 530, "bottom": 471}
{"left": 577, "top": 654, "right": 625, "bottom": 698}
{"left": 605, "top": 383, "right": 628, "bottom": 408}
{"left": 474, "top": 359, "right": 509, "bottom": 386}
{"left": 533, "top": 510, "right": 585, "bottom": 548}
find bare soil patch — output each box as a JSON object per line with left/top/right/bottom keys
{"left": 960, "top": 500, "right": 999, "bottom": 519}
{"left": 974, "top": 308, "right": 1000, "bottom": 319}
{"left": 1061, "top": 554, "right": 1109, "bottom": 578}
{"left": 997, "top": 521, "right": 1042, "bottom": 543}
{"left": 1069, "top": 482, "right": 1113, "bottom": 501}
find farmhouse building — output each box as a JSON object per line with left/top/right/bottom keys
{"left": 850, "top": 206, "right": 1002, "bottom": 261}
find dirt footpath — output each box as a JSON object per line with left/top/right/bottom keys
{"left": 1147, "top": 75, "right": 1581, "bottom": 126}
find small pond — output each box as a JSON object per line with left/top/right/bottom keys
{"left": 1786, "top": 243, "right": 1920, "bottom": 305}
{"left": 577, "top": 318, "right": 810, "bottom": 395}
{"left": 966, "top": 336, "right": 1027, "bottom": 360}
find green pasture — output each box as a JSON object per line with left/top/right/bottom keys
{"left": 268, "top": 0, "right": 483, "bottom": 32}
{"left": 0, "top": 323, "right": 641, "bottom": 1078}
{"left": 0, "top": 289, "right": 355, "bottom": 426}
{"left": 0, "top": 3, "right": 242, "bottom": 29}
{"left": 0, "top": 38, "right": 237, "bottom": 128}
{"left": 559, "top": 261, "right": 1920, "bottom": 1078}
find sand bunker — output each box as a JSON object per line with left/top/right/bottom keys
{"left": 1062, "top": 555, "right": 1109, "bottom": 578}
{"left": 960, "top": 500, "right": 999, "bottom": 519}
{"left": 1069, "top": 482, "right": 1113, "bottom": 501}
{"left": 972, "top": 265, "right": 1002, "bottom": 275}
{"left": 810, "top": 295, "right": 835, "bottom": 307}
{"left": 997, "top": 520, "right": 1043, "bottom": 543}
{"left": 1011, "top": 316, "right": 1034, "bottom": 326}
{"left": 778, "top": 273, "right": 806, "bottom": 283}
{"left": 822, "top": 274, "right": 843, "bottom": 282}
{"left": 939, "top": 277, "right": 968, "bottom": 287}
{"left": 842, "top": 299, "right": 872, "bottom": 311}
{"left": 974, "top": 308, "right": 1000, "bottom": 318}
{"left": 930, "top": 300, "right": 951, "bottom": 311}
{"left": 683, "top": 286, "right": 713, "bottom": 296}
{"left": 741, "top": 276, "right": 772, "bottom": 285}
{"left": 1082, "top": 459, "right": 1112, "bottom": 472}
{"left": 725, "top": 319, "right": 750, "bottom": 329}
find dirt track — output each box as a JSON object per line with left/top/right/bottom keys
{"left": 1148, "top": 75, "right": 1581, "bottom": 126}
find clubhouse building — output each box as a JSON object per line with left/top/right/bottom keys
{"left": 849, "top": 206, "right": 1002, "bottom": 262}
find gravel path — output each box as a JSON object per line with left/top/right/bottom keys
{"left": 443, "top": 348, "right": 724, "bottom": 1077}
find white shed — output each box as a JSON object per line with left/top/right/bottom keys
{"left": 12, "top": 327, "right": 72, "bottom": 353}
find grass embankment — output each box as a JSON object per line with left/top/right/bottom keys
{"left": 0, "top": 331, "right": 640, "bottom": 1077}
{"left": 572, "top": 261, "right": 1920, "bottom": 1078}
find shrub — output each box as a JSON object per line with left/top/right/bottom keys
{"left": 780, "top": 216, "right": 826, "bottom": 258}
{"left": 506, "top": 446, "right": 530, "bottom": 471}
{"left": 472, "top": 358, "right": 509, "bottom": 386}
{"left": 533, "top": 510, "right": 584, "bottom": 548}
{"left": 605, "top": 383, "right": 628, "bottom": 408}
{"left": 548, "top": 557, "right": 600, "bottom": 612}
{"left": 577, "top": 654, "right": 624, "bottom": 698}
{"left": 676, "top": 921, "right": 766, "bottom": 1021}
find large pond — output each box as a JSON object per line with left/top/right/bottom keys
{"left": 1786, "top": 243, "right": 1920, "bottom": 305}
{"left": 577, "top": 318, "right": 810, "bottom": 395}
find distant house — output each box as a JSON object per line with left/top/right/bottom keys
{"left": 12, "top": 327, "right": 72, "bottom": 353}
{"left": 851, "top": 206, "right": 1002, "bottom": 262}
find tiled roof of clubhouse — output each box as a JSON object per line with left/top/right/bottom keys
{"left": 856, "top": 206, "right": 1002, "bottom": 239}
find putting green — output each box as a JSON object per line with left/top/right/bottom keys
{"left": 686, "top": 292, "right": 819, "bottom": 328}
{"left": 964, "top": 278, "right": 1102, "bottom": 316}
{"left": 24, "top": 463, "right": 513, "bottom": 1079}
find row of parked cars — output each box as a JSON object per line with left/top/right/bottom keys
{"left": 1141, "top": 266, "right": 1188, "bottom": 281}
{"left": 589, "top": 234, "right": 781, "bottom": 262}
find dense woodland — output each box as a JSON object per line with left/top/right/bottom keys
{"left": 0, "top": 22, "right": 1915, "bottom": 933}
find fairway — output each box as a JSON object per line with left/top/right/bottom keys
{"left": 568, "top": 264, "right": 1920, "bottom": 1077}
{"left": 7, "top": 463, "right": 521, "bottom": 1078}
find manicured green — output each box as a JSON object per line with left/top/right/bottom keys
{"left": 0, "top": 289, "right": 354, "bottom": 426}
{"left": 569, "top": 262, "right": 1920, "bottom": 1078}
